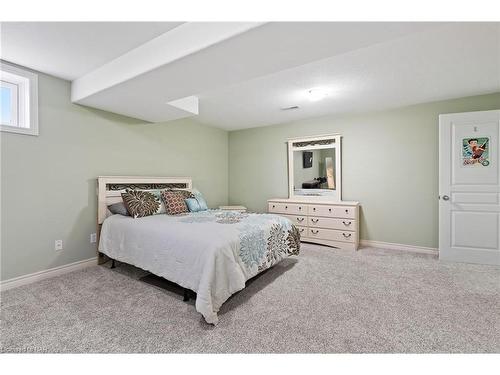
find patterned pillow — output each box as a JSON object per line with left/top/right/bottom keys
{"left": 161, "top": 190, "right": 189, "bottom": 215}
{"left": 170, "top": 189, "right": 194, "bottom": 199}
{"left": 121, "top": 190, "right": 161, "bottom": 218}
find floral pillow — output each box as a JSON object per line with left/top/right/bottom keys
{"left": 161, "top": 190, "right": 189, "bottom": 215}
{"left": 121, "top": 190, "right": 161, "bottom": 218}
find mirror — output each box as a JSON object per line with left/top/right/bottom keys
{"left": 288, "top": 135, "right": 341, "bottom": 201}
{"left": 293, "top": 149, "right": 336, "bottom": 190}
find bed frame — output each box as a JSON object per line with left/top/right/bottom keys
{"left": 96, "top": 176, "right": 194, "bottom": 301}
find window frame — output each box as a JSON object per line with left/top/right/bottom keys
{"left": 0, "top": 80, "right": 19, "bottom": 127}
{"left": 0, "top": 61, "right": 39, "bottom": 136}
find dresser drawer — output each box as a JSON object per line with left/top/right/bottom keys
{"left": 308, "top": 217, "right": 356, "bottom": 231}
{"left": 281, "top": 214, "right": 307, "bottom": 226}
{"left": 296, "top": 226, "right": 307, "bottom": 236}
{"left": 268, "top": 202, "right": 308, "bottom": 215}
{"left": 308, "top": 204, "right": 356, "bottom": 219}
{"left": 307, "top": 228, "right": 355, "bottom": 243}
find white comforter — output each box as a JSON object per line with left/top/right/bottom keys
{"left": 98, "top": 210, "right": 300, "bottom": 324}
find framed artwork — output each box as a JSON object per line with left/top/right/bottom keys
{"left": 303, "top": 151, "right": 313, "bottom": 168}
{"left": 462, "top": 137, "right": 490, "bottom": 167}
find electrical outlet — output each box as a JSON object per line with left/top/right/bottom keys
{"left": 55, "top": 240, "right": 63, "bottom": 251}
{"left": 90, "top": 233, "right": 97, "bottom": 243}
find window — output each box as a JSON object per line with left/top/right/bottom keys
{"left": 0, "top": 61, "right": 38, "bottom": 136}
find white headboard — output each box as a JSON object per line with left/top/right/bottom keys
{"left": 97, "top": 176, "right": 193, "bottom": 224}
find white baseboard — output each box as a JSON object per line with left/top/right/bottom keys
{"left": 0, "top": 257, "right": 98, "bottom": 292}
{"left": 360, "top": 240, "right": 438, "bottom": 255}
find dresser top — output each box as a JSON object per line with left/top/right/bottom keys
{"left": 268, "top": 198, "right": 359, "bottom": 206}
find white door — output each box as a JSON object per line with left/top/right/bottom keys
{"left": 439, "top": 110, "right": 500, "bottom": 265}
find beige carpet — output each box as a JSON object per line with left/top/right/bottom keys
{"left": 1, "top": 244, "right": 499, "bottom": 353}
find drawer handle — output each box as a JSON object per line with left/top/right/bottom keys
{"left": 311, "top": 218, "right": 319, "bottom": 223}
{"left": 313, "top": 207, "right": 316, "bottom": 211}
{"left": 342, "top": 221, "right": 352, "bottom": 226}
{"left": 328, "top": 208, "right": 332, "bottom": 212}
{"left": 299, "top": 228, "right": 305, "bottom": 233}
{"left": 299, "top": 206, "right": 302, "bottom": 210}
{"left": 342, "top": 233, "right": 352, "bottom": 238}
{"left": 345, "top": 209, "right": 349, "bottom": 213}
{"left": 311, "top": 229, "right": 319, "bottom": 234}
{"left": 272, "top": 205, "right": 275, "bottom": 208}
{"left": 285, "top": 206, "right": 288, "bottom": 209}
{"left": 297, "top": 217, "right": 304, "bottom": 222}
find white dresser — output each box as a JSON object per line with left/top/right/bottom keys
{"left": 268, "top": 198, "right": 360, "bottom": 250}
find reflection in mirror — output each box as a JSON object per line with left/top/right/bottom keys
{"left": 293, "top": 148, "right": 336, "bottom": 196}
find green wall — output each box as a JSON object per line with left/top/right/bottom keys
{"left": 1, "top": 71, "right": 228, "bottom": 281}
{"left": 228, "top": 93, "right": 500, "bottom": 248}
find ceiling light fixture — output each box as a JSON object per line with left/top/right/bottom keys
{"left": 308, "top": 87, "right": 330, "bottom": 102}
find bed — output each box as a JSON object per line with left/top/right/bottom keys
{"left": 97, "top": 176, "right": 300, "bottom": 324}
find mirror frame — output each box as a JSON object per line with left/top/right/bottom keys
{"left": 287, "top": 134, "right": 342, "bottom": 201}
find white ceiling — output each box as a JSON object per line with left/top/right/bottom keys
{"left": 199, "top": 22, "right": 500, "bottom": 129}
{"left": 0, "top": 22, "right": 182, "bottom": 80}
{"left": 1, "top": 22, "right": 499, "bottom": 130}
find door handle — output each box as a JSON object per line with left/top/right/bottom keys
{"left": 442, "top": 195, "right": 450, "bottom": 201}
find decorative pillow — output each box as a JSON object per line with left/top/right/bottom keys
{"left": 185, "top": 189, "right": 208, "bottom": 212}
{"left": 161, "top": 190, "right": 189, "bottom": 215}
{"left": 193, "top": 189, "right": 208, "bottom": 209}
{"left": 170, "top": 189, "right": 194, "bottom": 199}
{"left": 150, "top": 190, "right": 166, "bottom": 214}
{"left": 108, "top": 202, "right": 130, "bottom": 216}
{"left": 185, "top": 198, "right": 205, "bottom": 212}
{"left": 121, "top": 189, "right": 161, "bottom": 218}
